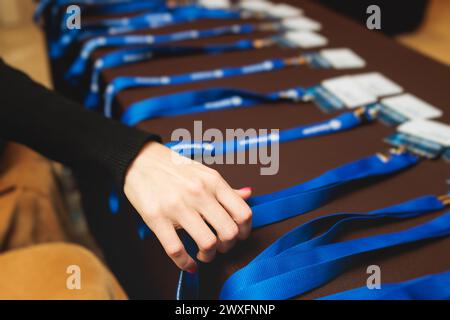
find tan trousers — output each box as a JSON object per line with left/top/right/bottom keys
{"left": 0, "top": 143, "right": 127, "bottom": 299}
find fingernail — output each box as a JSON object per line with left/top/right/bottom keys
{"left": 186, "top": 264, "right": 198, "bottom": 274}
{"left": 240, "top": 187, "right": 252, "bottom": 192}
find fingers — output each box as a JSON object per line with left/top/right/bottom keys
{"left": 179, "top": 211, "right": 218, "bottom": 263}
{"left": 215, "top": 180, "right": 253, "bottom": 240}
{"left": 234, "top": 187, "right": 253, "bottom": 200}
{"left": 198, "top": 198, "right": 239, "bottom": 253}
{"left": 149, "top": 218, "right": 197, "bottom": 273}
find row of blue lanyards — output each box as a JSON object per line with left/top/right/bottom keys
{"left": 319, "top": 269, "right": 450, "bottom": 300}
{"left": 37, "top": 0, "right": 446, "bottom": 302}
{"left": 66, "top": 22, "right": 256, "bottom": 86}
{"left": 50, "top": 4, "right": 244, "bottom": 58}
{"left": 219, "top": 199, "right": 450, "bottom": 300}
{"left": 103, "top": 56, "right": 305, "bottom": 117}
{"left": 83, "top": 39, "right": 265, "bottom": 109}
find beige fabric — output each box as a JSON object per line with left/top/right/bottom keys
{"left": 0, "top": 143, "right": 127, "bottom": 299}
{"left": 0, "top": 243, "right": 127, "bottom": 300}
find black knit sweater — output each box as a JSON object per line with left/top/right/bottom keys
{"left": 0, "top": 59, "right": 161, "bottom": 187}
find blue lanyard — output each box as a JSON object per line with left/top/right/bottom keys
{"left": 52, "top": 5, "right": 242, "bottom": 58}
{"left": 84, "top": 38, "right": 275, "bottom": 109}
{"left": 249, "top": 150, "right": 418, "bottom": 229}
{"left": 319, "top": 269, "right": 450, "bottom": 300}
{"left": 120, "top": 86, "right": 311, "bottom": 124}
{"left": 220, "top": 208, "right": 450, "bottom": 299}
{"left": 103, "top": 56, "right": 307, "bottom": 116}
{"left": 67, "top": 23, "right": 256, "bottom": 86}
{"left": 167, "top": 109, "right": 377, "bottom": 159}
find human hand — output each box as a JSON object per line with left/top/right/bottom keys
{"left": 124, "top": 142, "right": 252, "bottom": 273}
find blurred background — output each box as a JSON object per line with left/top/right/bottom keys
{"left": 0, "top": 0, "right": 449, "bottom": 90}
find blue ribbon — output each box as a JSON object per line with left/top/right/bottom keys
{"left": 66, "top": 23, "right": 255, "bottom": 85}
{"left": 220, "top": 208, "right": 450, "bottom": 299}
{"left": 52, "top": 4, "right": 242, "bottom": 58}
{"left": 319, "top": 269, "right": 450, "bottom": 300}
{"left": 168, "top": 109, "right": 376, "bottom": 159}
{"left": 104, "top": 56, "right": 304, "bottom": 116}
{"left": 120, "top": 86, "right": 310, "bottom": 124}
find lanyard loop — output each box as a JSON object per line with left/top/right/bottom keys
{"left": 220, "top": 209, "right": 450, "bottom": 299}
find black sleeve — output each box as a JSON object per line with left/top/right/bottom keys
{"left": 0, "top": 59, "right": 162, "bottom": 187}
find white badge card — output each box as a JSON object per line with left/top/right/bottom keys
{"left": 199, "top": 0, "right": 231, "bottom": 9}
{"left": 238, "top": 0, "right": 274, "bottom": 14}
{"left": 381, "top": 94, "right": 442, "bottom": 121}
{"left": 322, "top": 76, "right": 377, "bottom": 108}
{"left": 351, "top": 72, "right": 403, "bottom": 98}
{"left": 320, "top": 48, "right": 366, "bottom": 69}
{"left": 282, "top": 16, "right": 322, "bottom": 31}
{"left": 269, "top": 3, "right": 304, "bottom": 18}
{"left": 398, "top": 120, "right": 450, "bottom": 147}
{"left": 283, "top": 31, "right": 328, "bottom": 48}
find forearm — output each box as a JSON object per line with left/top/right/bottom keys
{"left": 0, "top": 59, "right": 161, "bottom": 186}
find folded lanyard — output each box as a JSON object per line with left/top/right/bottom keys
{"left": 67, "top": 23, "right": 256, "bottom": 84}
{"left": 319, "top": 269, "right": 450, "bottom": 300}
{"left": 120, "top": 86, "right": 311, "bottom": 124}
{"left": 220, "top": 208, "right": 450, "bottom": 300}
{"left": 104, "top": 56, "right": 307, "bottom": 116}
{"left": 52, "top": 5, "right": 242, "bottom": 58}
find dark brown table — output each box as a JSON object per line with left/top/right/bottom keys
{"left": 81, "top": 0, "right": 450, "bottom": 299}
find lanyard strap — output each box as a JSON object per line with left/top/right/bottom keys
{"left": 167, "top": 108, "right": 376, "bottom": 160}
{"left": 84, "top": 38, "right": 270, "bottom": 109}
{"left": 52, "top": 5, "right": 242, "bottom": 58}
{"left": 120, "top": 85, "right": 310, "bottom": 124}
{"left": 319, "top": 269, "right": 450, "bottom": 300}
{"left": 66, "top": 23, "right": 255, "bottom": 82}
{"left": 249, "top": 149, "right": 418, "bottom": 228}
{"left": 220, "top": 209, "right": 450, "bottom": 299}
{"left": 104, "top": 56, "right": 306, "bottom": 116}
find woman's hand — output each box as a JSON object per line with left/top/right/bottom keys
{"left": 124, "top": 142, "right": 252, "bottom": 273}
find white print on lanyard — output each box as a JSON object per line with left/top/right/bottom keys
{"left": 170, "top": 121, "right": 280, "bottom": 176}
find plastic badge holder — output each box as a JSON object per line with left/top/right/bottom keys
{"left": 198, "top": 0, "right": 231, "bottom": 9}
{"left": 280, "top": 30, "right": 328, "bottom": 48}
{"left": 385, "top": 119, "right": 450, "bottom": 160}
{"left": 269, "top": 3, "right": 304, "bottom": 18}
{"left": 377, "top": 93, "right": 443, "bottom": 126}
{"left": 281, "top": 16, "right": 322, "bottom": 31}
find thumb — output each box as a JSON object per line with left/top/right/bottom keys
{"left": 234, "top": 187, "right": 252, "bottom": 200}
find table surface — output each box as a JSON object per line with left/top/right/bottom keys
{"left": 85, "top": 0, "right": 450, "bottom": 299}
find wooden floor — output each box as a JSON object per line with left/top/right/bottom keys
{"left": 0, "top": 0, "right": 448, "bottom": 88}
